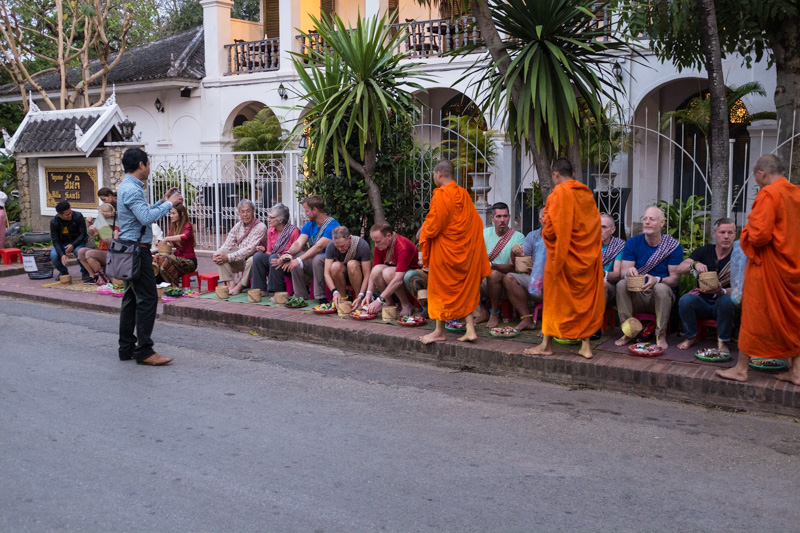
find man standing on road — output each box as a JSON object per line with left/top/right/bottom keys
{"left": 718, "top": 154, "right": 800, "bottom": 385}
{"left": 116, "top": 148, "right": 183, "bottom": 366}
{"left": 524, "top": 158, "right": 604, "bottom": 359}
{"left": 419, "top": 159, "right": 491, "bottom": 344}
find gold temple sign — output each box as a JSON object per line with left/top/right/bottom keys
{"left": 45, "top": 167, "right": 98, "bottom": 208}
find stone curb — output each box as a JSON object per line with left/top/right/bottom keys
{"left": 162, "top": 297, "right": 800, "bottom": 418}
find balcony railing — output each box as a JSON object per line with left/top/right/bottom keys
{"left": 296, "top": 17, "right": 484, "bottom": 60}
{"left": 225, "top": 37, "right": 280, "bottom": 75}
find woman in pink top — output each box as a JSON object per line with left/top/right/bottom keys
{"left": 251, "top": 203, "right": 301, "bottom": 295}
{"left": 153, "top": 204, "right": 197, "bottom": 287}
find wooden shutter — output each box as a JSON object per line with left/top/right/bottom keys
{"left": 388, "top": 0, "right": 398, "bottom": 23}
{"left": 263, "top": 0, "right": 279, "bottom": 38}
{"left": 321, "top": 0, "right": 335, "bottom": 18}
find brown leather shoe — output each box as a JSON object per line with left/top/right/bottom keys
{"left": 137, "top": 353, "right": 173, "bottom": 366}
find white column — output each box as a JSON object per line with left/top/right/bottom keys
{"left": 201, "top": 0, "right": 234, "bottom": 79}
{"left": 278, "top": 0, "right": 301, "bottom": 73}
{"left": 365, "top": 0, "right": 381, "bottom": 18}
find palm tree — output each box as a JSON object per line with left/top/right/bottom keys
{"left": 228, "top": 109, "right": 289, "bottom": 152}
{"left": 417, "top": 0, "right": 637, "bottom": 197}
{"left": 661, "top": 82, "right": 777, "bottom": 139}
{"left": 291, "top": 14, "right": 429, "bottom": 222}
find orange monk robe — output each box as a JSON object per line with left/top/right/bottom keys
{"left": 420, "top": 180, "right": 491, "bottom": 321}
{"left": 541, "top": 179, "right": 605, "bottom": 339}
{"left": 739, "top": 177, "right": 800, "bottom": 359}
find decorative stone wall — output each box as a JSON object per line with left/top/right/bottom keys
{"left": 103, "top": 142, "right": 143, "bottom": 190}
{"left": 16, "top": 156, "right": 33, "bottom": 230}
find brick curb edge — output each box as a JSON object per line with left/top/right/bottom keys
{"left": 162, "top": 299, "right": 800, "bottom": 418}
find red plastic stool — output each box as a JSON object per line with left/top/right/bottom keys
{"left": 198, "top": 272, "right": 220, "bottom": 293}
{"left": 697, "top": 319, "right": 718, "bottom": 338}
{"left": 284, "top": 276, "right": 294, "bottom": 295}
{"left": 499, "top": 299, "right": 514, "bottom": 321}
{"left": 0, "top": 248, "right": 22, "bottom": 265}
{"left": 531, "top": 303, "right": 544, "bottom": 324}
{"left": 181, "top": 270, "right": 198, "bottom": 289}
{"left": 635, "top": 312, "right": 669, "bottom": 334}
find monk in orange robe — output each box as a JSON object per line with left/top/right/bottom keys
{"left": 419, "top": 159, "right": 491, "bottom": 344}
{"left": 525, "top": 158, "right": 604, "bottom": 359}
{"left": 718, "top": 154, "right": 800, "bottom": 385}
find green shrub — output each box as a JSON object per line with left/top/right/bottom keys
{"left": 0, "top": 154, "right": 20, "bottom": 222}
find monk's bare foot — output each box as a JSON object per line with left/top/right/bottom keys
{"left": 578, "top": 340, "right": 593, "bottom": 359}
{"left": 516, "top": 317, "right": 535, "bottom": 331}
{"left": 656, "top": 335, "right": 668, "bottom": 350}
{"left": 717, "top": 367, "right": 749, "bottom": 382}
{"left": 615, "top": 334, "right": 634, "bottom": 347}
{"left": 420, "top": 331, "right": 447, "bottom": 344}
{"left": 677, "top": 337, "right": 697, "bottom": 350}
{"left": 486, "top": 313, "right": 501, "bottom": 329}
{"left": 524, "top": 341, "right": 553, "bottom": 356}
{"left": 399, "top": 305, "right": 414, "bottom": 317}
{"left": 457, "top": 331, "right": 478, "bottom": 342}
{"left": 775, "top": 361, "right": 800, "bottom": 385}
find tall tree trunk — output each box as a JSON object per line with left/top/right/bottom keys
{"left": 471, "top": 0, "right": 556, "bottom": 199}
{"left": 566, "top": 140, "right": 583, "bottom": 183}
{"left": 699, "top": 0, "right": 730, "bottom": 224}
{"left": 340, "top": 142, "right": 386, "bottom": 223}
{"left": 769, "top": 14, "right": 800, "bottom": 185}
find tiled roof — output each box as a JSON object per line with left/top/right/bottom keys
{"left": 0, "top": 27, "right": 204, "bottom": 96}
{"left": 14, "top": 114, "right": 102, "bottom": 153}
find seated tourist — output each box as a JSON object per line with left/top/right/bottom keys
{"left": 600, "top": 213, "right": 625, "bottom": 306}
{"left": 251, "top": 203, "right": 301, "bottom": 296}
{"left": 357, "top": 222, "right": 421, "bottom": 316}
{"left": 323, "top": 226, "right": 372, "bottom": 307}
{"left": 153, "top": 204, "right": 197, "bottom": 287}
{"left": 615, "top": 206, "right": 684, "bottom": 350}
{"left": 49, "top": 200, "right": 90, "bottom": 283}
{"left": 280, "top": 195, "right": 339, "bottom": 302}
{"left": 213, "top": 199, "right": 267, "bottom": 295}
{"left": 503, "top": 210, "right": 546, "bottom": 330}
{"left": 403, "top": 227, "right": 428, "bottom": 317}
{"left": 475, "top": 202, "right": 525, "bottom": 328}
{"left": 676, "top": 217, "right": 737, "bottom": 354}
{"left": 79, "top": 202, "right": 118, "bottom": 284}
{"left": 98, "top": 187, "right": 117, "bottom": 207}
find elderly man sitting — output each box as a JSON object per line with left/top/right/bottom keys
{"left": 213, "top": 199, "right": 267, "bottom": 295}
{"left": 503, "top": 209, "right": 545, "bottom": 331}
{"left": 615, "top": 206, "right": 684, "bottom": 350}
{"left": 600, "top": 213, "right": 625, "bottom": 306}
{"left": 250, "top": 203, "right": 301, "bottom": 296}
{"left": 324, "top": 226, "right": 372, "bottom": 307}
{"left": 357, "top": 222, "right": 421, "bottom": 316}
{"left": 676, "top": 217, "right": 737, "bottom": 355}
{"left": 475, "top": 202, "right": 525, "bottom": 328}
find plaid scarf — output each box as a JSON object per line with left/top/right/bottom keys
{"left": 383, "top": 233, "right": 398, "bottom": 265}
{"left": 602, "top": 236, "right": 625, "bottom": 267}
{"left": 236, "top": 218, "right": 261, "bottom": 246}
{"left": 309, "top": 217, "right": 333, "bottom": 248}
{"left": 271, "top": 223, "right": 298, "bottom": 255}
{"left": 342, "top": 236, "right": 362, "bottom": 264}
{"left": 488, "top": 228, "right": 516, "bottom": 262}
{"left": 638, "top": 234, "right": 679, "bottom": 276}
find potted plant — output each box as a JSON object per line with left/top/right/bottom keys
{"left": 441, "top": 114, "right": 499, "bottom": 209}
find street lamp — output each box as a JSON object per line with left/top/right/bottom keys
{"left": 278, "top": 83, "right": 288, "bottom": 100}
{"left": 298, "top": 132, "right": 309, "bottom": 150}
{"left": 612, "top": 61, "right": 623, "bottom": 84}
{"left": 154, "top": 97, "right": 164, "bottom": 113}
{"left": 117, "top": 117, "right": 137, "bottom": 141}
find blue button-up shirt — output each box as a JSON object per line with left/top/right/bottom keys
{"left": 116, "top": 174, "right": 172, "bottom": 242}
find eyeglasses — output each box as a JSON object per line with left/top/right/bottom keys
{"left": 267, "top": 215, "right": 277, "bottom": 219}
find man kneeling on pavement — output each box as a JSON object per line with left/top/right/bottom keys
{"left": 356, "top": 222, "right": 421, "bottom": 316}
{"left": 676, "top": 217, "right": 737, "bottom": 356}
{"left": 324, "top": 226, "right": 371, "bottom": 308}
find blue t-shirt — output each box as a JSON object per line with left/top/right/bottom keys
{"left": 602, "top": 243, "right": 624, "bottom": 272}
{"left": 301, "top": 218, "right": 340, "bottom": 245}
{"left": 521, "top": 229, "right": 542, "bottom": 257}
{"left": 621, "top": 234, "right": 684, "bottom": 278}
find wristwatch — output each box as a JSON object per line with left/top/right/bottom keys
{"left": 376, "top": 296, "right": 386, "bottom": 304}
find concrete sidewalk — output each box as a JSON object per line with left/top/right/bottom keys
{"left": 1, "top": 260, "right": 798, "bottom": 417}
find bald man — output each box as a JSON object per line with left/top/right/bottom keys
{"left": 615, "top": 206, "right": 684, "bottom": 350}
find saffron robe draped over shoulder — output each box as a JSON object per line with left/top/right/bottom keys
{"left": 739, "top": 177, "right": 800, "bottom": 359}
{"left": 541, "top": 179, "right": 605, "bottom": 339}
{"left": 420, "top": 180, "right": 491, "bottom": 321}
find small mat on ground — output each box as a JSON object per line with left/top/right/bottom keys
{"left": 596, "top": 335, "right": 738, "bottom": 368}
{"left": 42, "top": 280, "right": 102, "bottom": 294}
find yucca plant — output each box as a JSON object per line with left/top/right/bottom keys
{"left": 656, "top": 195, "right": 710, "bottom": 256}
{"left": 228, "top": 109, "right": 290, "bottom": 152}
{"left": 291, "top": 14, "right": 430, "bottom": 222}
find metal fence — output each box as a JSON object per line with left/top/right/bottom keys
{"left": 147, "top": 151, "right": 303, "bottom": 251}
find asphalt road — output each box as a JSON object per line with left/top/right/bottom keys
{"left": 1, "top": 297, "right": 799, "bottom": 532}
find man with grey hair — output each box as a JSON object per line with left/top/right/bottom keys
{"left": 213, "top": 198, "right": 267, "bottom": 295}
{"left": 250, "top": 203, "right": 300, "bottom": 296}
{"left": 615, "top": 205, "right": 684, "bottom": 350}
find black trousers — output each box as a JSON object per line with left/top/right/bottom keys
{"left": 118, "top": 247, "right": 158, "bottom": 361}
{"left": 251, "top": 251, "right": 289, "bottom": 293}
